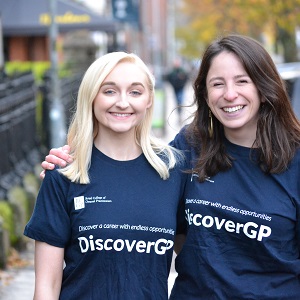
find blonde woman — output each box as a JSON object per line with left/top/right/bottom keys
{"left": 25, "top": 52, "right": 187, "bottom": 300}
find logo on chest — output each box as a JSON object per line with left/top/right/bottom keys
{"left": 74, "top": 195, "right": 112, "bottom": 210}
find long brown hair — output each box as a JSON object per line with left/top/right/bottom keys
{"left": 186, "top": 34, "right": 300, "bottom": 182}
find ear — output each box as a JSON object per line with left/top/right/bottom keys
{"left": 146, "top": 95, "right": 153, "bottom": 109}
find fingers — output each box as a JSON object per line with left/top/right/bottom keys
{"left": 41, "top": 160, "right": 56, "bottom": 170}
{"left": 39, "top": 165, "right": 54, "bottom": 180}
{"left": 61, "top": 145, "right": 71, "bottom": 153}
{"left": 40, "top": 170, "right": 46, "bottom": 180}
{"left": 40, "top": 145, "right": 73, "bottom": 175}
{"left": 44, "top": 154, "right": 68, "bottom": 167}
{"left": 48, "top": 146, "right": 73, "bottom": 164}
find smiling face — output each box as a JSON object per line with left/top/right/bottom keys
{"left": 206, "top": 51, "right": 262, "bottom": 146}
{"left": 93, "top": 61, "right": 152, "bottom": 138}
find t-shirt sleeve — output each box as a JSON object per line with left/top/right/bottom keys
{"left": 169, "top": 126, "right": 190, "bottom": 151}
{"left": 24, "top": 169, "right": 71, "bottom": 248}
{"left": 172, "top": 128, "right": 190, "bottom": 235}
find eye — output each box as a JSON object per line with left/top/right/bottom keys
{"left": 211, "top": 82, "right": 223, "bottom": 87}
{"left": 103, "top": 89, "right": 115, "bottom": 95}
{"left": 130, "top": 90, "right": 142, "bottom": 96}
{"left": 236, "top": 76, "right": 251, "bottom": 84}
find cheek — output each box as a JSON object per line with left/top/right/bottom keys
{"left": 206, "top": 88, "right": 219, "bottom": 104}
{"left": 250, "top": 89, "right": 262, "bottom": 109}
{"left": 93, "top": 96, "right": 100, "bottom": 110}
{"left": 206, "top": 95, "right": 217, "bottom": 111}
{"left": 93, "top": 96, "right": 110, "bottom": 111}
{"left": 144, "top": 94, "right": 153, "bottom": 109}
{"left": 136, "top": 96, "right": 152, "bottom": 111}
{"left": 139, "top": 104, "right": 151, "bottom": 115}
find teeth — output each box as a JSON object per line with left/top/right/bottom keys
{"left": 113, "top": 113, "right": 132, "bottom": 117}
{"left": 223, "top": 105, "right": 243, "bottom": 113}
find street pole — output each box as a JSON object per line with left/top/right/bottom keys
{"left": 0, "top": 14, "right": 4, "bottom": 72}
{"left": 150, "top": 0, "right": 166, "bottom": 133}
{"left": 48, "top": 0, "right": 66, "bottom": 148}
{"left": 167, "top": 1, "right": 176, "bottom": 67}
{"left": 151, "top": 0, "right": 162, "bottom": 83}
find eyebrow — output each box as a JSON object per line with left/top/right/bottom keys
{"left": 101, "top": 81, "right": 145, "bottom": 88}
{"left": 208, "top": 74, "right": 249, "bottom": 83}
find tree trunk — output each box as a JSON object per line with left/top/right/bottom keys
{"left": 277, "top": 27, "right": 298, "bottom": 62}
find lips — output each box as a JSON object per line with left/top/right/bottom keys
{"left": 222, "top": 105, "right": 244, "bottom": 113}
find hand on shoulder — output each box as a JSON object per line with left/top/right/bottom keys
{"left": 39, "top": 145, "right": 73, "bottom": 179}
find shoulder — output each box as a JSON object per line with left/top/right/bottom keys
{"left": 291, "top": 148, "right": 300, "bottom": 170}
{"left": 169, "top": 126, "right": 195, "bottom": 167}
{"left": 281, "top": 148, "right": 300, "bottom": 201}
{"left": 42, "top": 167, "right": 72, "bottom": 191}
{"left": 275, "top": 148, "right": 300, "bottom": 188}
{"left": 287, "top": 148, "right": 300, "bottom": 169}
{"left": 170, "top": 126, "right": 190, "bottom": 151}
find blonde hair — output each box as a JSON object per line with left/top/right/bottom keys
{"left": 59, "top": 52, "right": 181, "bottom": 184}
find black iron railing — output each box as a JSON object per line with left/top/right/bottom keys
{"left": 0, "top": 71, "right": 82, "bottom": 198}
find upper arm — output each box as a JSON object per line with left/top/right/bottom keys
{"left": 174, "top": 234, "right": 186, "bottom": 255}
{"left": 34, "top": 241, "right": 64, "bottom": 300}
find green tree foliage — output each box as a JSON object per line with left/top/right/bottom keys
{"left": 177, "top": 0, "right": 300, "bottom": 62}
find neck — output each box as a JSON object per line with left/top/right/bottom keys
{"left": 224, "top": 129, "right": 257, "bottom": 148}
{"left": 94, "top": 131, "right": 142, "bottom": 161}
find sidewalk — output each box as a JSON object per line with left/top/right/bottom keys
{"left": 0, "top": 81, "right": 194, "bottom": 300}
{"left": 0, "top": 240, "right": 34, "bottom": 300}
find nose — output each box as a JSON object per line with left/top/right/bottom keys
{"left": 224, "top": 84, "right": 238, "bottom": 101}
{"left": 116, "top": 95, "right": 129, "bottom": 109}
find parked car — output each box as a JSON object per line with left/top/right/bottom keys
{"left": 276, "top": 62, "right": 300, "bottom": 119}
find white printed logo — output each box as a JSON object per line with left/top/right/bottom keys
{"left": 191, "top": 174, "right": 214, "bottom": 183}
{"left": 74, "top": 196, "right": 85, "bottom": 210}
{"left": 78, "top": 235, "right": 174, "bottom": 255}
{"left": 204, "top": 176, "right": 214, "bottom": 183}
{"left": 185, "top": 209, "right": 272, "bottom": 241}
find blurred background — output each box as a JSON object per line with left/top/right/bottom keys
{"left": 0, "top": 0, "right": 300, "bottom": 298}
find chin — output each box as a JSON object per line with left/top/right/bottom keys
{"left": 110, "top": 126, "right": 135, "bottom": 134}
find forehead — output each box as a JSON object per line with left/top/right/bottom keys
{"left": 104, "top": 62, "right": 148, "bottom": 84}
{"left": 207, "top": 51, "right": 247, "bottom": 79}
{"left": 212, "top": 52, "right": 243, "bottom": 69}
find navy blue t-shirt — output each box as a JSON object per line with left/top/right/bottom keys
{"left": 170, "top": 129, "right": 300, "bottom": 300}
{"left": 24, "top": 146, "right": 187, "bottom": 300}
